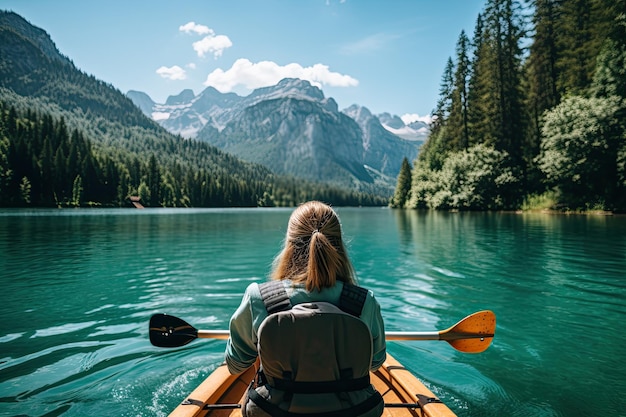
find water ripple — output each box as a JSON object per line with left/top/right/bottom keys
{"left": 1, "top": 208, "right": 625, "bottom": 417}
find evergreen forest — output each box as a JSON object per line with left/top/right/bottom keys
{"left": 391, "top": 0, "right": 626, "bottom": 212}
{"left": 0, "top": 102, "right": 386, "bottom": 207}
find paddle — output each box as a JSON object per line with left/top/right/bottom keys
{"left": 150, "top": 310, "right": 495, "bottom": 353}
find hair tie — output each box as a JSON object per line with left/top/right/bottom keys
{"left": 312, "top": 229, "right": 319, "bottom": 235}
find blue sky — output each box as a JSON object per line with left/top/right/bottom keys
{"left": 3, "top": 0, "right": 485, "bottom": 123}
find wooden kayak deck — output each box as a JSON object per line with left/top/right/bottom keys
{"left": 169, "top": 353, "right": 456, "bottom": 417}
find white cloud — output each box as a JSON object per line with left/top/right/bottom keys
{"left": 193, "top": 34, "right": 233, "bottom": 58}
{"left": 187, "top": 63, "right": 196, "bottom": 70}
{"left": 156, "top": 65, "right": 187, "bottom": 80}
{"left": 401, "top": 113, "right": 432, "bottom": 125}
{"left": 203, "top": 58, "right": 358, "bottom": 92}
{"left": 178, "top": 21, "right": 233, "bottom": 58}
{"left": 179, "top": 22, "right": 212, "bottom": 35}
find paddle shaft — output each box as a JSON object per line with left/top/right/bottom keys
{"left": 386, "top": 331, "right": 495, "bottom": 341}
{"left": 150, "top": 310, "right": 495, "bottom": 352}
{"left": 196, "top": 329, "right": 494, "bottom": 341}
{"left": 198, "top": 330, "right": 229, "bottom": 339}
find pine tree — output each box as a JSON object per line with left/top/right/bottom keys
{"left": 72, "top": 174, "right": 83, "bottom": 206}
{"left": 0, "top": 136, "right": 11, "bottom": 205}
{"left": 447, "top": 30, "right": 472, "bottom": 150}
{"left": 147, "top": 154, "right": 161, "bottom": 207}
{"left": 556, "top": 0, "right": 599, "bottom": 95}
{"left": 390, "top": 157, "right": 412, "bottom": 208}
{"left": 431, "top": 57, "right": 455, "bottom": 137}
{"left": 526, "top": 0, "right": 560, "bottom": 141}
{"left": 468, "top": 12, "right": 497, "bottom": 145}
{"left": 39, "top": 135, "right": 55, "bottom": 205}
{"left": 19, "top": 176, "right": 31, "bottom": 205}
{"left": 590, "top": 13, "right": 626, "bottom": 100}
{"left": 487, "top": 0, "right": 526, "bottom": 156}
{"left": 419, "top": 57, "right": 456, "bottom": 171}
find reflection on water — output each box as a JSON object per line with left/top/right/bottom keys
{"left": 390, "top": 210, "right": 626, "bottom": 416}
{"left": 0, "top": 208, "right": 625, "bottom": 416}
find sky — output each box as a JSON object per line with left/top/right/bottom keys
{"left": 2, "top": 0, "right": 486, "bottom": 124}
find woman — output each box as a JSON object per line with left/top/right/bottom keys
{"left": 225, "top": 201, "right": 386, "bottom": 416}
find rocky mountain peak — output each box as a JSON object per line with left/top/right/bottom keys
{"left": 247, "top": 78, "right": 325, "bottom": 103}
{"left": 1, "top": 11, "right": 68, "bottom": 64}
{"left": 126, "top": 79, "right": 426, "bottom": 192}
{"left": 126, "top": 90, "right": 155, "bottom": 115}
{"left": 377, "top": 112, "right": 405, "bottom": 129}
{"left": 165, "top": 89, "right": 195, "bottom": 105}
{"left": 343, "top": 104, "right": 374, "bottom": 123}
{"left": 321, "top": 97, "right": 338, "bottom": 113}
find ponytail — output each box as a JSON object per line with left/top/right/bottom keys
{"left": 306, "top": 230, "right": 340, "bottom": 291}
{"left": 271, "top": 201, "right": 355, "bottom": 290}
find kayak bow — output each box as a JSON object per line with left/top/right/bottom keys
{"left": 168, "top": 353, "right": 457, "bottom": 417}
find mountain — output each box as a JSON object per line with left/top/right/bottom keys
{"left": 0, "top": 11, "right": 155, "bottom": 131}
{"left": 127, "top": 90, "right": 155, "bottom": 115}
{"left": 0, "top": 10, "right": 387, "bottom": 207}
{"left": 129, "top": 78, "right": 336, "bottom": 138}
{"left": 343, "top": 105, "right": 421, "bottom": 177}
{"left": 129, "top": 79, "right": 424, "bottom": 190}
{"left": 0, "top": 10, "right": 70, "bottom": 68}
{"left": 199, "top": 96, "right": 372, "bottom": 186}
{"left": 377, "top": 112, "right": 430, "bottom": 141}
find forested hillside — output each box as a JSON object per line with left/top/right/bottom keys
{"left": 0, "top": 101, "right": 386, "bottom": 207}
{"left": 391, "top": 0, "right": 626, "bottom": 212}
{"left": 0, "top": 11, "right": 387, "bottom": 208}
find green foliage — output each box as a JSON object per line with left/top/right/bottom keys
{"left": 590, "top": 13, "right": 626, "bottom": 100}
{"left": 554, "top": 0, "right": 612, "bottom": 96}
{"left": 391, "top": 0, "right": 626, "bottom": 212}
{"left": 414, "top": 125, "right": 450, "bottom": 172}
{"left": 0, "top": 135, "right": 11, "bottom": 204}
{"left": 71, "top": 174, "right": 82, "bottom": 206}
{"left": 431, "top": 57, "right": 455, "bottom": 137}
{"left": 449, "top": 30, "right": 471, "bottom": 150}
{"left": 389, "top": 157, "right": 412, "bottom": 208}
{"left": 408, "top": 144, "right": 518, "bottom": 210}
{"left": 19, "top": 176, "right": 30, "bottom": 204}
{"left": 258, "top": 191, "right": 275, "bottom": 207}
{"left": 137, "top": 181, "right": 150, "bottom": 205}
{"left": 521, "top": 190, "right": 559, "bottom": 211}
{"left": 537, "top": 95, "right": 625, "bottom": 209}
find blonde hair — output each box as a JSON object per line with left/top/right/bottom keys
{"left": 271, "top": 201, "right": 356, "bottom": 291}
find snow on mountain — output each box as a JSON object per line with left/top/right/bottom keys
{"left": 378, "top": 112, "right": 429, "bottom": 141}
{"left": 128, "top": 79, "right": 430, "bottom": 142}
{"left": 127, "top": 79, "right": 428, "bottom": 191}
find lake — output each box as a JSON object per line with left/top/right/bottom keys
{"left": 1, "top": 207, "right": 625, "bottom": 416}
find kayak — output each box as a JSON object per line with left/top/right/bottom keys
{"left": 167, "top": 353, "right": 456, "bottom": 417}
{"left": 151, "top": 311, "right": 496, "bottom": 416}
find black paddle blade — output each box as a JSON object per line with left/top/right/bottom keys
{"left": 149, "top": 313, "right": 198, "bottom": 348}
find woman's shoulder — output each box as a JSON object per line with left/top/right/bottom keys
{"left": 244, "top": 279, "right": 296, "bottom": 303}
{"left": 353, "top": 282, "right": 382, "bottom": 311}
{"left": 242, "top": 281, "right": 263, "bottom": 302}
{"left": 347, "top": 281, "right": 378, "bottom": 300}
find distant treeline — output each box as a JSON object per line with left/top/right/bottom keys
{"left": 0, "top": 104, "right": 387, "bottom": 208}
{"left": 391, "top": 0, "right": 626, "bottom": 212}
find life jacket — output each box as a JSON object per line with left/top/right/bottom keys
{"left": 243, "top": 281, "right": 384, "bottom": 417}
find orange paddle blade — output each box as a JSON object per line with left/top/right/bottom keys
{"left": 440, "top": 310, "right": 496, "bottom": 353}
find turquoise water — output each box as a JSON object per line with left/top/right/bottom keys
{"left": 0, "top": 208, "right": 625, "bottom": 416}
